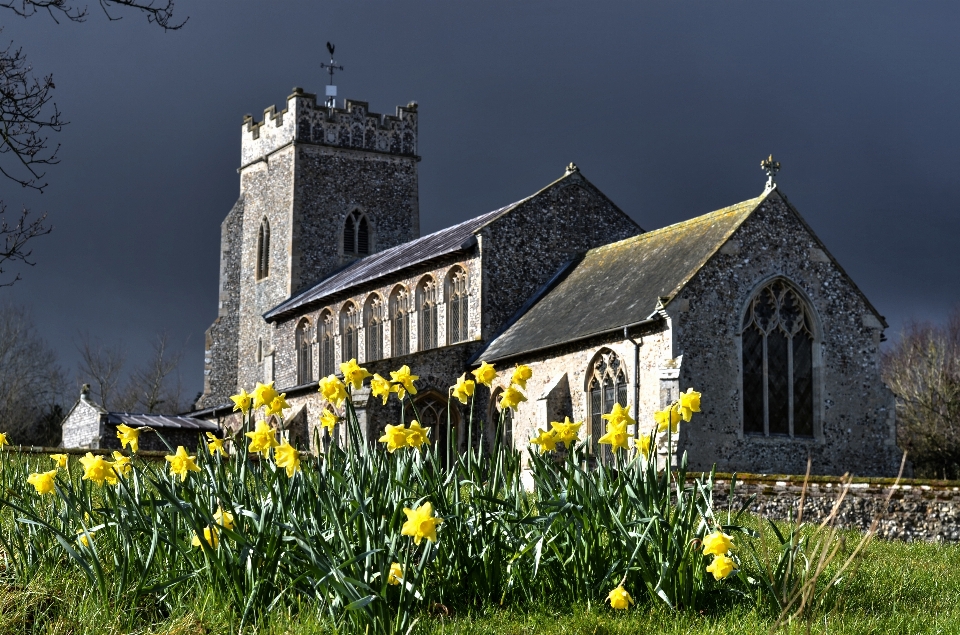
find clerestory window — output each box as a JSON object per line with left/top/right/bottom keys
{"left": 319, "top": 310, "right": 336, "bottom": 377}
{"left": 446, "top": 266, "right": 469, "bottom": 344}
{"left": 390, "top": 286, "right": 411, "bottom": 357}
{"left": 295, "top": 318, "right": 313, "bottom": 385}
{"left": 364, "top": 294, "right": 385, "bottom": 362}
{"left": 417, "top": 276, "right": 439, "bottom": 351}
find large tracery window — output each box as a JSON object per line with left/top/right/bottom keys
{"left": 319, "top": 310, "right": 336, "bottom": 377}
{"left": 364, "top": 294, "right": 385, "bottom": 362}
{"left": 295, "top": 318, "right": 313, "bottom": 385}
{"left": 343, "top": 210, "right": 371, "bottom": 256}
{"left": 340, "top": 303, "right": 360, "bottom": 363}
{"left": 417, "top": 277, "right": 439, "bottom": 351}
{"left": 741, "top": 279, "right": 815, "bottom": 438}
{"left": 446, "top": 266, "right": 469, "bottom": 344}
{"left": 256, "top": 218, "right": 270, "bottom": 280}
{"left": 587, "top": 350, "right": 629, "bottom": 465}
{"left": 390, "top": 286, "right": 411, "bottom": 357}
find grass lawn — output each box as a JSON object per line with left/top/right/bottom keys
{"left": 2, "top": 533, "right": 958, "bottom": 635}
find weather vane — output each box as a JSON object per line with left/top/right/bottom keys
{"left": 761, "top": 154, "right": 781, "bottom": 190}
{"left": 320, "top": 42, "right": 344, "bottom": 107}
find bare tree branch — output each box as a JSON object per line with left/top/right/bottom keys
{"left": 0, "top": 204, "right": 50, "bottom": 287}
{"left": 0, "top": 0, "right": 185, "bottom": 30}
{"left": 130, "top": 330, "right": 183, "bottom": 413}
{"left": 76, "top": 331, "right": 126, "bottom": 411}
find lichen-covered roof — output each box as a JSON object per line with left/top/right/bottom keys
{"left": 478, "top": 195, "right": 766, "bottom": 362}
{"left": 265, "top": 199, "right": 528, "bottom": 321}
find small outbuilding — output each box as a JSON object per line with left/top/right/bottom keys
{"left": 61, "top": 385, "right": 220, "bottom": 451}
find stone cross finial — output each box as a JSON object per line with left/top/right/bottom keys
{"left": 565, "top": 162, "right": 579, "bottom": 175}
{"left": 761, "top": 154, "right": 781, "bottom": 190}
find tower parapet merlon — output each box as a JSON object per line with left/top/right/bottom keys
{"left": 240, "top": 87, "right": 418, "bottom": 167}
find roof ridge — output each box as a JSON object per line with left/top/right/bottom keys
{"left": 588, "top": 195, "right": 764, "bottom": 255}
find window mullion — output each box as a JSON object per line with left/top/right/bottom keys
{"left": 762, "top": 333, "right": 769, "bottom": 436}
{"left": 787, "top": 332, "right": 795, "bottom": 437}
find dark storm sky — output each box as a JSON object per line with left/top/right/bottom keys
{"left": 5, "top": 2, "right": 959, "bottom": 403}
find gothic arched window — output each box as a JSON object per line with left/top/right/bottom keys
{"left": 340, "top": 302, "right": 360, "bottom": 364}
{"left": 319, "top": 310, "right": 336, "bottom": 377}
{"left": 741, "top": 279, "right": 815, "bottom": 437}
{"left": 256, "top": 218, "right": 270, "bottom": 280}
{"left": 446, "top": 266, "right": 469, "bottom": 344}
{"left": 343, "top": 210, "right": 371, "bottom": 256}
{"left": 390, "top": 286, "right": 411, "bottom": 357}
{"left": 406, "top": 391, "right": 457, "bottom": 466}
{"left": 364, "top": 294, "right": 385, "bottom": 362}
{"left": 295, "top": 318, "right": 313, "bottom": 385}
{"left": 586, "top": 349, "right": 629, "bottom": 464}
{"left": 417, "top": 276, "right": 439, "bottom": 351}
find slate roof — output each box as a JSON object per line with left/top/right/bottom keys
{"left": 104, "top": 412, "right": 219, "bottom": 431}
{"left": 265, "top": 199, "right": 527, "bottom": 321}
{"left": 478, "top": 195, "right": 766, "bottom": 362}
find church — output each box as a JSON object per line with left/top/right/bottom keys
{"left": 188, "top": 87, "right": 902, "bottom": 477}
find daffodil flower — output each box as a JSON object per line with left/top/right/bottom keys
{"left": 371, "top": 374, "right": 396, "bottom": 405}
{"left": 511, "top": 364, "right": 533, "bottom": 389}
{"left": 245, "top": 420, "right": 279, "bottom": 457}
{"left": 471, "top": 361, "right": 496, "bottom": 388}
{"left": 206, "top": 432, "right": 227, "bottom": 456}
{"left": 706, "top": 553, "right": 737, "bottom": 580}
{"left": 165, "top": 446, "right": 201, "bottom": 481}
{"left": 530, "top": 428, "right": 559, "bottom": 453}
{"left": 389, "top": 365, "right": 419, "bottom": 399}
{"left": 252, "top": 382, "right": 280, "bottom": 410}
{"left": 678, "top": 387, "right": 702, "bottom": 421}
{"left": 340, "top": 358, "right": 372, "bottom": 390}
{"left": 274, "top": 439, "right": 301, "bottom": 477}
{"left": 702, "top": 530, "right": 735, "bottom": 557}
{"left": 318, "top": 375, "right": 348, "bottom": 407}
{"left": 655, "top": 406, "right": 682, "bottom": 434}
{"left": 451, "top": 373, "right": 475, "bottom": 404}
{"left": 499, "top": 385, "right": 527, "bottom": 411}
{"left": 26, "top": 469, "right": 57, "bottom": 495}
{"left": 231, "top": 388, "right": 253, "bottom": 414}
{"left": 320, "top": 409, "right": 338, "bottom": 434}
{"left": 116, "top": 424, "right": 142, "bottom": 453}
{"left": 405, "top": 421, "right": 430, "bottom": 448}
{"left": 387, "top": 562, "right": 403, "bottom": 585}
{"left": 607, "top": 584, "right": 634, "bottom": 610}
{"left": 50, "top": 453, "right": 68, "bottom": 469}
{"left": 79, "top": 452, "right": 113, "bottom": 486}
{"left": 401, "top": 501, "right": 442, "bottom": 545}
{"left": 549, "top": 416, "right": 582, "bottom": 444}
{"left": 378, "top": 424, "right": 408, "bottom": 452}
{"left": 264, "top": 393, "right": 290, "bottom": 418}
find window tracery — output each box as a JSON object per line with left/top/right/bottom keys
{"left": 343, "top": 210, "right": 371, "bottom": 256}
{"left": 446, "top": 267, "right": 469, "bottom": 344}
{"left": 741, "top": 278, "right": 815, "bottom": 437}
{"left": 391, "top": 286, "right": 411, "bottom": 357}
{"left": 364, "top": 294, "right": 385, "bottom": 362}
{"left": 319, "top": 310, "right": 336, "bottom": 377}
{"left": 586, "top": 349, "right": 629, "bottom": 464}
{"left": 340, "top": 303, "right": 360, "bottom": 363}
{"left": 295, "top": 318, "right": 313, "bottom": 385}
{"left": 417, "top": 277, "right": 439, "bottom": 350}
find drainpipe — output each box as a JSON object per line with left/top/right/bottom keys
{"left": 624, "top": 326, "right": 642, "bottom": 425}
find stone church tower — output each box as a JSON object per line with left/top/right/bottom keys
{"left": 198, "top": 89, "right": 420, "bottom": 408}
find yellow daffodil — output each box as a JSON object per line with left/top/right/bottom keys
{"left": 231, "top": 388, "right": 253, "bottom": 414}
{"left": 252, "top": 382, "right": 280, "bottom": 410}
{"left": 79, "top": 452, "right": 113, "bottom": 486}
{"left": 706, "top": 553, "right": 737, "bottom": 580}
{"left": 116, "top": 424, "right": 141, "bottom": 453}
{"left": 451, "top": 373, "right": 475, "bottom": 404}
{"left": 511, "top": 364, "right": 533, "bottom": 389}
{"left": 636, "top": 432, "right": 653, "bottom": 458}
{"left": 318, "top": 375, "right": 348, "bottom": 407}
{"left": 378, "top": 424, "right": 408, "bottom": 452}
{"left": 77, "top": 528, "right": 94, "bottom": 547}
{"left": 678, "top": 387, "right": 702, "bottom": 422}
{"left": 401, "top": 501, "right": 442, "bottom": 545}
{"left": 274, "top": 439, "right": 301, "bottom": 477}
{"left": 702, "top": 531, "right": 735, "bottom": 557}
{"left": 192, "top": 526, "right": 219, "bottom": 549}
{"left": 320, "top": 409, "right": 338, "bottom": 434}
{"left": 264, "top": 393, "right": 290, "bottom": 418}
{"left": 0, "top": 432, "right": 7, "bottom": 449}
{"left": 245, "top": 420, "right": 279, "bottom": 457}
{"left": 405, "top": 421, "right": 430, "bottom": 448}
{"left": 655, "top": 406, "right": 682, "bottom": 434}
{"left": 602, "top": 403, "right": 636, "bottom": 429}
{"left": 111, "top": 451, "right": 132, "bottom": 480}
{"left": 597, "top": 420, "right": 630, "bottom": 452}
{"left": 530, "top": 428, "right": 559, "bottom": 453}
{"left": 206, "top": 432, "right": 227, "bottom": 456}
{"left": 499, "top": 385, "right": 527, "bottom": 411}
{"left": 389, "top": 365, "right": 419, "bottom": 399}
{"left": 165, "top": 446, "right": 201, "bottom": 481}
{"left": 26, "top": 469, "right": 57, "bottom": 495}
{"left": 471, "top": 361, "right": 496, "bottom": 388}
{"left": 387, "top": 562, "right": 403, "bottom": 585}
{"left": 50, "top": 453, "right": 68, "bottom": 469}
{"left": 607, "top": 584, "right": 634, "bottom": 610}
{"left": 340, "top": 358, "right": 372, "bottom": 390}
{"left": 371, "top": 373, "right": 396, "bottom": 405}
{"left": 214, "top": 506, "right": 235, "bottom": 531}
{"left": 549, "top": 417, "right": 582, "bottom": 445}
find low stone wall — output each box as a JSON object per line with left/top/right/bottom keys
{"left": 702, "top": 472, "right": 960, "bottom": 542}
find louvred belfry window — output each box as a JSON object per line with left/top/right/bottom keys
{"left": 741, "top": 279, "right": 815, "bottom": 438}
{"left": 343, "top": 210, "right": 371, "bottom": 256}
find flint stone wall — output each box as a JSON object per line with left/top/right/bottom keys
{"left": 707, "top": 473, "right": 960, "bottom": 542}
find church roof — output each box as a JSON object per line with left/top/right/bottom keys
{"left": 104, "top": 412, "right": 219, "bottom": 431}
{"left": 477, "top": 194, "right": 766, "bottom": 362}
{"left": 265, "top": 199, "right": 526, "bottom": 320}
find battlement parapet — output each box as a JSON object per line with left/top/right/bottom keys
{"left": 240, "top": 88, "right": 418, "bottom": 167}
